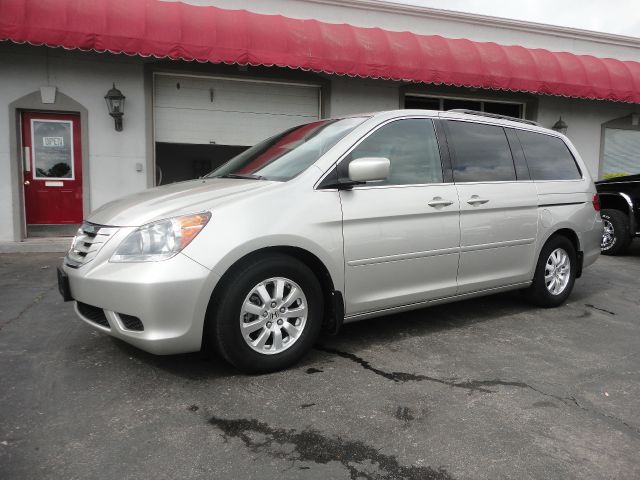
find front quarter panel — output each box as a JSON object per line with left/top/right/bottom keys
{"left": 182, "top": 166, "right": 345, "bottom": 293}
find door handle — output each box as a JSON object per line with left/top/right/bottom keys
{"left": 467, "top": 195, "right": 489, "bottom": 206}
{"left": 428, "top": 197, "right": 454, "bottom": 208}
{"left": 24, "top": 180, "right": 30, "bottom": 186}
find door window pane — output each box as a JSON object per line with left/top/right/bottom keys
{"left": 517, "top": 130, "right": 581, "bottom": 181}
{"left": 602, "top": 128, "right": 640, "bottom": 179}
{"left": 340, "top": 119, "right": 443, "bottom": 185}
{"left": 447, "top": 121, "right": 516, "bottom": 182}
{"left": 32, "top": 120, "right": 73, "bottom": 179}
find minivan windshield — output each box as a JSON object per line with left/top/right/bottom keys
{"left": 206, "top": 117, "right": 367, "bottom": 181}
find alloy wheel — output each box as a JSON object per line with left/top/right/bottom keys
{"left": 239, "top": 277, "right": 308, "bottom": 355}
{"left": 544, "top": 248, "right": 571, "bottom": 295}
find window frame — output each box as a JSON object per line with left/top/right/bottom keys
{"left": 443, "top": 119, "right": 519, "bottom": 184}
{"left": 599, "top": 115, "right": 640, "bottom": 180}
{"left": 601, "top": 127, "right": 640, "bottom": 180}
{"left": 404, "top": 93, "right": 526, "bottom": 119}
{"left": 316, "top": 116, "right": 452, "bottom": 190}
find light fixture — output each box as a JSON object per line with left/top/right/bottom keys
{"left": 104, "top": 83, "right": 126, "bottom": 131}
{"left": 552, "top": 116, "right": 568, "bottom": 135}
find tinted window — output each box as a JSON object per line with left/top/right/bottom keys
{"left": 207, "top": 117, "right": 366, "bottom": 181}
{"left": 447, "top": 121, "right": 516, "bottom": 182}
{"left": 339, "top": 119, "right": 443, "bottom": 185}
{"left": 517, "top": 130, "right": 581, "bottom": 181}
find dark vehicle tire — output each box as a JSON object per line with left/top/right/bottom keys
{"left": 525, "top": 235, "right": 577, "bottom": 308}
{"left": 209, "top": 253, "right": 323, "bottom": 373}
{"left": 600, "top": 209, "right": 632, "bottom": 256}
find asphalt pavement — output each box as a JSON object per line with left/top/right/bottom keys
{"left": 1, "top": 245, "right": 639, "bottom": 479}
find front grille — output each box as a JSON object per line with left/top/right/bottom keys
{"left": 65, "top": 222, "right": 119, "bottom": 268}
{"left": 119, "top": 314, "right": 144, "bottom": 331}
{"left": 77, "top": 302, "right": 110, "bottom": 328}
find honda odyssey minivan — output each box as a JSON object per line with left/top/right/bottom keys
{"left": 59, "top": 110, "right": 602, "bottom": 372}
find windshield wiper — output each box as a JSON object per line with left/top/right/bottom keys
{"left": 218, "top": 173, "right": 265, "bottom": 180}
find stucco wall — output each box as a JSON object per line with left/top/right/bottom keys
{"left": 0, "top": 44, "right": 147, "bottom": 241}
{"left": 1, "top": 42, "right": 636, "bottom": 243}
{"left": 327, "top": 77, "right": 401, "bottom": 117}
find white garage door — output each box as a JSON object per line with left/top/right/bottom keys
{"left": 153, "top": 74, "right": 321, "bottom": 146}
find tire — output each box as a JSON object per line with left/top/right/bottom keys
{"left": 600, "top": 209, "right": 632, "bottom": 256}
{"left": 525, "top": 236, "right": 577, "bottom": 308}
{"left": 209, "top": 253, "right": 323, "bottom": 373}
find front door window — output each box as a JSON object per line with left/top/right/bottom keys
{"left": 32, "top": 120, "right": 74, "bottom": 180}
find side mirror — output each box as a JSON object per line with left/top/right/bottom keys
{"left": 348, "top": 157, "right": 390, "bottom": 183}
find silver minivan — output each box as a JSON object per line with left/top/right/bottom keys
{"left": 59, "top": 110, "right": 602, "bottom": 372}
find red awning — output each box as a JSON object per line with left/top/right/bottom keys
{"left": 2, "top": 0, "right": 640, "bottom": 103}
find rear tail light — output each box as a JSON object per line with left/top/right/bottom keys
{"left": 592, "top": 193, "right": 601, "bottom": 212}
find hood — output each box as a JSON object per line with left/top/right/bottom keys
{"left": 88, "top": 178, "right": 277, "bottom": 227}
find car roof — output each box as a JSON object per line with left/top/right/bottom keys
{"left": 365, "top": 109, "right": 560, "bottom": 136}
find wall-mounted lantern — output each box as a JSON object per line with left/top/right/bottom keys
{"left": 104, "top": 83, "right": 126, "bottom": 131}
{"left": 552, "top": 116, "right": 568, "bottom": 135}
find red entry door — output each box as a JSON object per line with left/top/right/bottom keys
{"left": 22, "top": 112, "right": 83, "bottom": 225}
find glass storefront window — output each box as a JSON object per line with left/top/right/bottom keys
{"left": 602, "top": 128, "right": 640, "bottom": 179}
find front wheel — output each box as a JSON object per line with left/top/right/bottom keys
{"left": 525, "top": 236, "right": 577, "bottom": 308}
{"left": 208, "top": 253, "right": 324, "bottom": 373}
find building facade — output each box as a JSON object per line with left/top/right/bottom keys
{"left": 1, "top": 0, "right": 640, "bottom": 242}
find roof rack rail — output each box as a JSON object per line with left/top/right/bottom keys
{"left": 448, "top": 109, "right": 539, "bottom": 126}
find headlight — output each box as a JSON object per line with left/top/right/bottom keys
{"left": 110, "top": 212, "right": 211, "bottom": 263}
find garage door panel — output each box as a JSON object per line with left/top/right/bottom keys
{"left": 154, "top": 93, "right": 319, "bottom": 117}
{"left": 154, "top": 86, "right": 319, "bottom": 117}
{"left": 154, "top": 77, "right": 319, "bottom": 114}
{"left": 155, "top": 108, "right": 317, "bottom": 145}
{"left": 154, "top": 75, "right": 320, "bottom": 145}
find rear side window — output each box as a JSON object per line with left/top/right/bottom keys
{"left": 516, "top": 130, "right": 582, "bottom": 181}
{"left": 446, "top": 121, "right": 516, "bottom": 182}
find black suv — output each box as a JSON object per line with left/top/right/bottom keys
{"left": 596, "top": 174, "right": 640, "bottom": 255}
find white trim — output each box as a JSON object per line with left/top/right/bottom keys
{"left": 30, "top": 119, "right": 75, "bottom": 181}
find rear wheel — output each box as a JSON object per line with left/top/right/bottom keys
{"left": 525, "top": 236, "right": 577, "bottom": 308}
{"left": 209, "top": 254, "right": 323, "bottom": 373}
{"left": 600, "top": 209, "right": 631, "bottom": 256}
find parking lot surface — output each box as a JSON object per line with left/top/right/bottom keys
{"left": 1, "top": 246, "right": 639, "bottom": 480}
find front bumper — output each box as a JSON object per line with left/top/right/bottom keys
{"left": 63, "top": 253, "right": 218, "bottom": 355}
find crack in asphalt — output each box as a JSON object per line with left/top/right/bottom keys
{"left": 316, "top": 346, "right": 640, "bottom": 439}
{"left": 317, "top": 346, "right": 506, "bottom": 393}
{"left": 207, "top": 415, "right": 455, "bottom": 480}
{"left": 585, "top": 304, "right": 616, "bottom": 315}
{"left": 569, "top": 396, "right": 640, "bottom": 438}
{"left": 0, "top": 285, "right": 55, "bottom": 331}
